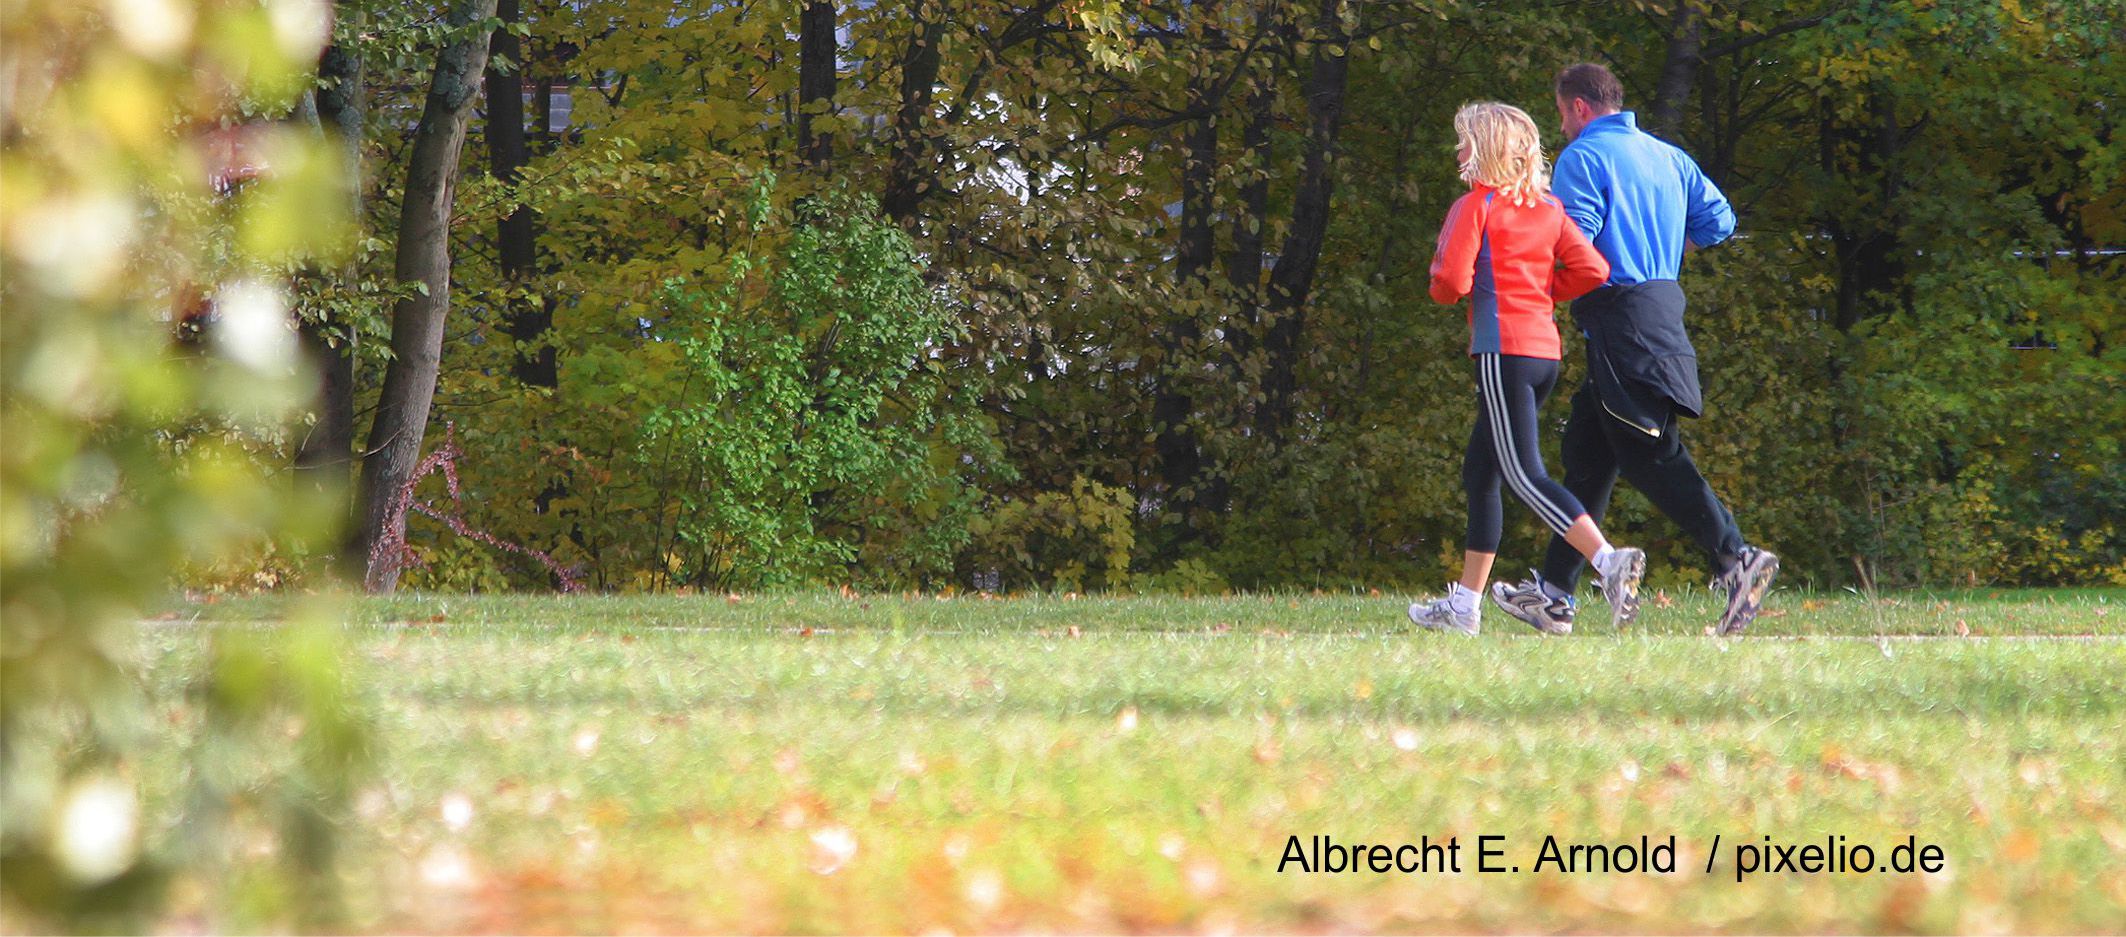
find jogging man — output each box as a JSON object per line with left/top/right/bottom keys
{"left": 1488, "top": 63, "right": 1780, "bottom": 636}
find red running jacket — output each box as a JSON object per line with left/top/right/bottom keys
{"left": 1428, "top": 184, "right": 1610, "bottom": 360}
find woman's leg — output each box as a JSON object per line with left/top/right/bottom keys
{"left": 1477, "top": 354, "right": 1605, "bottom": 557}
{"left": 1461, "top": 380, "right": 1505, "bottom": 592}
{"left": 1459, "top": 550, "right": 1496, "bottom": 594}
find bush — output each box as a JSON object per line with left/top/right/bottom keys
{"left": 962, "top": 477, "right": 1137, "bottom": 593}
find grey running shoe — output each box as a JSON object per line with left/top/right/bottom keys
{"left": 1593, "top": 547, "right": 1647, "bottom": 629}
{"left": 1713, "top": 546, "right": 1780, "bottom": 635}
{"left": 1488, "top": 574, "right": 1576, "bottom": 635}
{"left": 1408, "top": 595, "right": 1479, "bottom": 635}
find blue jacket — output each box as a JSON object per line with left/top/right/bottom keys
{"left": 1551, "top": 112, "right": 1734, "bottom": 286}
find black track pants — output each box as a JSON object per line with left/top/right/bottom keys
{"left": 1539, "top": 380, "right": 1745, "bottom": 589}
{"left": 1463, "top": 353, "right": 1587, "bottom": 553}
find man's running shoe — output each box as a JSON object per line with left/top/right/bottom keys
{"left": 1713, "top": 546, "right": 1780, "bottom": 635}
{"left": 1488, "top": 575, "right": 1576, "bottom": 635}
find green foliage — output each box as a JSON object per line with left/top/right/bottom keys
{"left": 1, "top": 1, "right": 369, "bottom": 928}
{"left": 341, "top": 0, "right": 2120, "bottom": 593}
{"left": 963, "top": 477, "right": 1139, "bottom": 593}
{"left": 634, "top": 181, "right": 997, "bottom": 590}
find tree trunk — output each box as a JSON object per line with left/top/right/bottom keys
{"left": 1255, "top": 0, "right": 1351, "bottom": 443}
{"left": 1647, "top": 0, "right": 1704, "bottom": 140}
{"left": 485, "top": 0, "right": 556, "bottom": 388}
{"left": 356, "top": 0, "right": 501, "bottom": 593}
{"left": 296, "top": 2, "right": 361, "bottom": 563}
{"left": 1825, "top": 91, "right": 1907, "bottom": 333}
{"left": 799, "top": 1, "right": 837, "bottom": 168}
{"left": 883, "top": 2, "right": 946, "bottom": 224}
{"left": 1150, "top": 35, "right": 1228, "bottom": 525}
{"left": 1225, "top": 79, "right": 1273, "bottom": 319}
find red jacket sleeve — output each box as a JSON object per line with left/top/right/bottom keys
{"left": 1550, "top": 208, "right": 1610, "bottom": 302}
{"left": 1428, "top": 193, "right": 1485, "bottom": 305}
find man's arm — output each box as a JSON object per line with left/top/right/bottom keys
{"left": 1550, "top": 147, "right": 1606, "bottom": 243}
{"left": 1679, "top": 149, "right": 1735, "bottom": 249}
{"left": 1551, "top": 211, "right": 1611, "bottom": 302}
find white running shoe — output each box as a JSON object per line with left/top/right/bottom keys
{"left": 1408, "top": 594, "right": 1479, "bottom": 635}
{"left": 1592, "top": 547, "right": 1647, "bottom": 629}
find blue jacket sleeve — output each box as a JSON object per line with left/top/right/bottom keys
{"left": 1678, "top": 150, "right": 1735, "bottom": 248}
{"left": 1551, "top": 146, "right": 1606, "bottom": 243}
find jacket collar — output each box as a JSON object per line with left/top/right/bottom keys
{"left": 1581, "top": 111, "right": 1639, "bottom": 135}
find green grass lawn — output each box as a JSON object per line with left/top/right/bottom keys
{"left": 142, "top": 588, "right": 2124, "bottom": 932}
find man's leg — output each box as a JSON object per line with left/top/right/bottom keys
{"left": 1600, "top": 410, "right": 1744, "bottom": 575}
{"left": 1540, "top": 382, "right": 1621, "bottom": 592}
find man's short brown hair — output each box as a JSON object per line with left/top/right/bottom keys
{"left": 1554, "top": 63, "right": 1624, "bottom": 112}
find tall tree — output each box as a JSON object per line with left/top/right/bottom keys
{"left": 1646, "top": 0, "right": 1705, "bottom": 139}
{"left": 485, "top": 0, "right": 557, "bottom": 387}
{"left": 883, "top": 0, "right": 947, "bottom": 223}
{"left": 1149, "top": 25, "right": 1223, "bottom": 525}
{"left": 798, "top": 1, "right": 837, "bottom": 168}
{"left": 295, "top": 0, "right": 364, "bottom": 514}
{"left": 1254, "top": 0, "right": 1354, "bottom": 442}
{"left": 356, "top": 0, "right": 501, "bottom": 592}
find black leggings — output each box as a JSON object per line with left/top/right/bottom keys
{"left": 1464, "top": 353, "right": 1588, "bottom": 553}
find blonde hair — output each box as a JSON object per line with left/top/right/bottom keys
{"left": 1453, "top": 102, "right": 1549, "bottom": 207}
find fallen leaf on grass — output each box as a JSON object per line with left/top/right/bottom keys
{"left": 420, "top": 845, "right": 478, "bottom": 890}
{"left": 586, "top": 798, "right": 630, "bottom": 828}
{"left": 2097, "top": 823, "right": 2126, "bottom": 853}
{"left": 777, "top": 792, "right": 831, "bottom": 828}
{"left": 1878, "top": 877, "right": 1928, "bottom": 930}
{"left": 1185, "top": 860, "right": 1223, "bottom": 897}
{"left": 2002, "top": 828, "right": 2040, "bottom": 863}
{"left": 809, "top": 825, "right": 857, "bottom": 875}
{"left": 1252, "top": 736, "right": 1282, "bottom": 765}
{"left": 1821, "top": 745, "right": 1904, "bottom": 795}
{"left": 1160, "top": 833, "right": 1186, "bottom": 861}
{"left": 441, "top": 793, "right": 475, "bottom": 831}
{"left": 964, "top": 868, "right": 1004, "bottom": 912}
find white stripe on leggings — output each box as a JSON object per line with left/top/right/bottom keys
{"left": 1480, "top": 353, "right": 1574, "bottom": 534}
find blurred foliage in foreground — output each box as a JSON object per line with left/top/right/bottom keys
{"left": 1, "top": 0, "right": 368, "bottom": 929}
